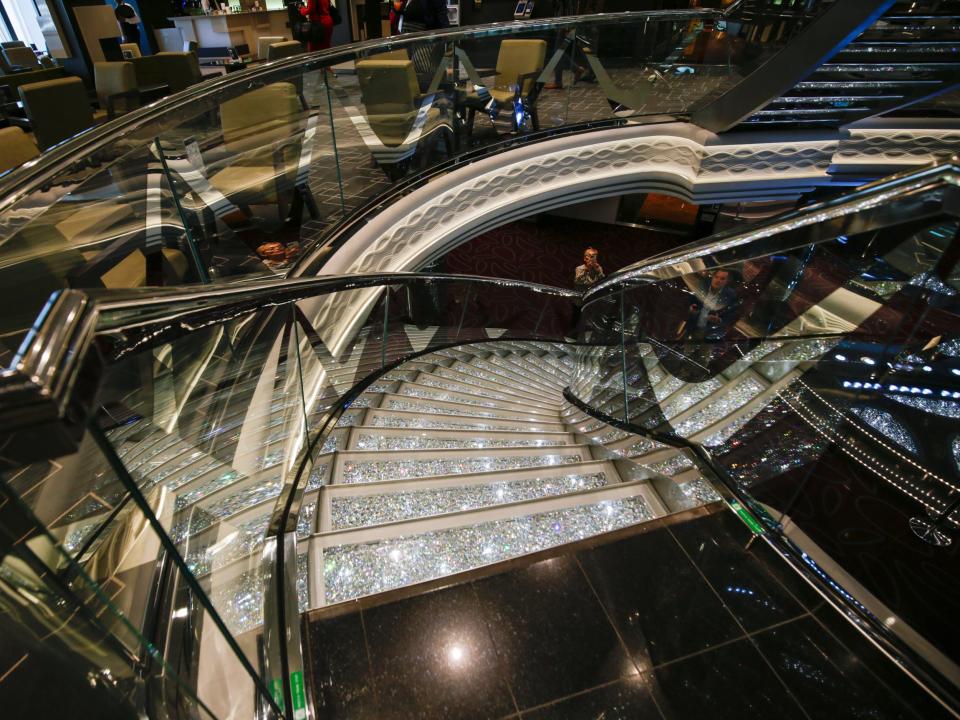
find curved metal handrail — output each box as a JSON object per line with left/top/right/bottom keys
{"left": 582, "top": 159, "right": 960, "bottom": 303}
{"left": 0, "top": 9, "right": 720, "bottom": 217}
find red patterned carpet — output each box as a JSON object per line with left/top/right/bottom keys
{"left": 440, "top": 214, "right": 690, "bottom": 290}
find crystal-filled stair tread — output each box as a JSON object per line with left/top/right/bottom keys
{"left": 338, "top": 452, "right": 584, "bottom": 484}
{"left": 321, "top": 495, "right": 654, "bottom": 604}
{"left": 352, "top": 432, "right": 569, "bottom": 451}
{"left": 380, "top": 396, "right": 558, "bottom": 421}
{"left": 412, "top": 372, "right": 561, "bottom": 407}
{"left": 395, "top": 383, "right": 559, "bottom": 414}
{"left": 328, "top": 471, "right": 611, "bottom": 530}
{"left": 367, "top": 411, "right": 564, "bottom": 433}
{"left": 428, "top": 365, "right": 552, "bottom": 402}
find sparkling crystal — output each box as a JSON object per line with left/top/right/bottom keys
{"left": 331, "top": 472, "right": 608, "bottom": 529}
{"left": 886, "top": 395, "right": 960, "bottom": 418}
{"left": 672, "top": 376, "right": 766, "bottom": 438}
{"left": 851, "top": 406, "right": 918, "bottom": 453}
{"left": 322, "top": 496, "right": 653, "bottom": 604}
{"left": 339, "top": 453, "right": 582, "bottom": 483}
{"left": 369, "top": 415, "right": 532, "bottom": 432}
{"left": 661, "top": 378, "right": 724, "bottom": 419}
{"left": 353, "top": 434, "right": 564, "bottom": 451}
{"left": 648, "top": 453, "right": 694, "bottom": 477}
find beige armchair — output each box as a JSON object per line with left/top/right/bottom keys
{"left": 352, "top": 56, "right": 451, "bottom": 177}
{"left": 131, "top": 52, "right": 201, "bottom": 93}
{"left": 266, "top": 41, "right": 304, "bottom": 61}
{"left": 94, "top": 61, "right": 138, "bottom": 118}
{"left": 3, "top": 45, "right": 39, "bottom": 70}
{"left": 207, "top": 82, "right": 307, "bottom": 210}
{"left": 19, "top": 77, "right": 96, "bottom": 150}
{"left": 465, "top": 39, "right": 546, "bottom": 133}
{"left": 0, "top": 126, "right": 39, "bottom": 174}
{"left": 257, "top": 36, "right": 286, "bottom": 59}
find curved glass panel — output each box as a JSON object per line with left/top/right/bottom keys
{"left": 573, "top": 167, "right": 960, "bottom": 679}
{"left": 0, "top": 9, "right": 740, "bottom": 347}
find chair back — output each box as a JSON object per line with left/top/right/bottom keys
{"left": 4, "top": 46, "right": 40, "bottom": 69}
{"left": 0, "top": 126, "right": 40, "bottom": 174}
{"left": 94, "top": 61, "right": 136, "bottom": 107}
{"left": 266, "top": 40, "right": 304, "bottom": 61}
{"left": 356, "top": 58, "right": 420, "bottom": 146}
{"left": 119, "top": 42, "right": 142, "bottom": 58}
{"left": 219, "top": 81, "right": 303, "bottom": 153}
{"left": 157, "top": 52, "right": 202, "bottom": 91}
{"left": 154, "top": 27, "right": 184, "bottom": 52}
{"left": 19, "top": 77, "right": 94, "bottom": 150}
{"left": 257, "top": 35, "right": 285, "bottom": 59}
{"left": 134, "top": 52, "right": 202, "bottom": 93}
{"left": 495, "top": 39, "right": 546, "bottom": 95}
{"left": 357, "top": 58, "right": 418, "bottom": 115}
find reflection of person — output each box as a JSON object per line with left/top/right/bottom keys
{"left": 300, "top": 0, "right": 334, "bottom": 51}
{"left": 685, "top": 269, "right": 739, "bottom": 340}
{"left": 115, "top": 0, "right": 140, "bottom": 45}
{"left": 574, "top": 247, "right": 605, "bottom": 289}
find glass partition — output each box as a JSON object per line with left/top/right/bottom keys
{"left": 0, "top": 9, "right": 742, "bottom": 348}
{"left": 571, "top": 166, "right": 960, "bottom": 679}
{"left": 2, "top": 272, "right": 577, "bottom": 718}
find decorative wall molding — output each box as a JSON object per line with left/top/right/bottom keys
{"left": 307, "top": 121, "right": 960, "bottom": 351}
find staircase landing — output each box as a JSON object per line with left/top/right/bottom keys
{"left": 303, "top": 506, "right": 951, "bottom": 720}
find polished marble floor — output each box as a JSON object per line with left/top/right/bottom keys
{"left": 303, "top": 507, "right": 950, "bottom": 719}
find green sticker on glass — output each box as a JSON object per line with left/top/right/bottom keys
{"left": 291, "top": 670, "right": 307, "bottom": 720}
{"left": 729, "top": 500, "right": 764, "bottom": 535}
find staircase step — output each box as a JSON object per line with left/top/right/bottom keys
{"left": 364, "top": 408, "right": 568, "bottom": 433}
{"left": 393, "top": 381, "right": 561, "bottom": 415}
{"left": 346, "top": 426, "right": 575, "bottom": 451}
{"left": 376, "top": 394, "right": 563, "bottom": 422}
{"left": 314, "top": 484, "right": 661, "bottom": 606}
{"left": 427, "top": 364, "right": 554, "bottom": 403}
{"left": 333, "top": 445, "right": 592, "bottom": 484}
{"left": 320, "top": 461, "right": 620, "bottom": 530}
{"left": 410, "top": 371, "right": 562, "bottom": 409}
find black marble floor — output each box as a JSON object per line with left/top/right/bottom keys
{"left": 302, "top": 507, "right": 952, "bottom": 719}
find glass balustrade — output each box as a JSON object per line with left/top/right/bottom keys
{"left": 0, "top": 7, "right": 762, "bottom": 351}
{"left": 570, "top": 162, "right": 960, "bottom": 689}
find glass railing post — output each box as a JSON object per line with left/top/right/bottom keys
{"left": 87, "top": 423, "right": 287, "bottom": 719}
{"left": 381, "top": 287, "right": 390, "bottom": 371}
{"left": 619, "top": 288, "right": 629, "bottom": 424}
{"left": 323, "top": 67, "right": 347, "bottom": 216}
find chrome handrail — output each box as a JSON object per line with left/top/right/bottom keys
{"left": 0, "top": 272, "right": 576, "bottom": 448}
{"left": 0, "top": 10, "right": 720, "bottom": 218}
{"left": 582, "top": 159, "right": 960, "bottom": 303}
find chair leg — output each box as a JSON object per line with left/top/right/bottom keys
{"left": 531, "top": 107, "right": 539, "bottom": 132}
{"left": 299, "top": 183, "right": 321, "bottom": 220}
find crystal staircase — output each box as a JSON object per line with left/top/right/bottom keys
{"left": 48, "top": 332, "right": 822, "bottom": 635}
{"left": 741, "top": 0, "right": 960, "bottom": 127}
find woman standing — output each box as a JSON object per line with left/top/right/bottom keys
{"left": 300, "top": 0, "right": 333, "bottom": 51}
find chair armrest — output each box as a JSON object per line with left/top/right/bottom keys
{"left": 512, "top": 70, "right": 543, "bottom": 103}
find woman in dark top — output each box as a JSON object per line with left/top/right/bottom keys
{"left": 421, "top": 0, "right": 449, "bottom": 29}
{"left": 300, "top": 0, "right": 334, "bottom": 51}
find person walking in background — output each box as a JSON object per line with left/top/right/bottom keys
{"left": 389, "top": 0, "right": 407, "bottom": 35}
{"left": 575, "top": 247, "right": 605, "bottom": 289}
{"left": 300, "top": 0, "right": 334, "bottom": 51}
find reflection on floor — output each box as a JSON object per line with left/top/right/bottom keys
{"left": 303, "top": 507, "right": 950, "bottom": 720}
